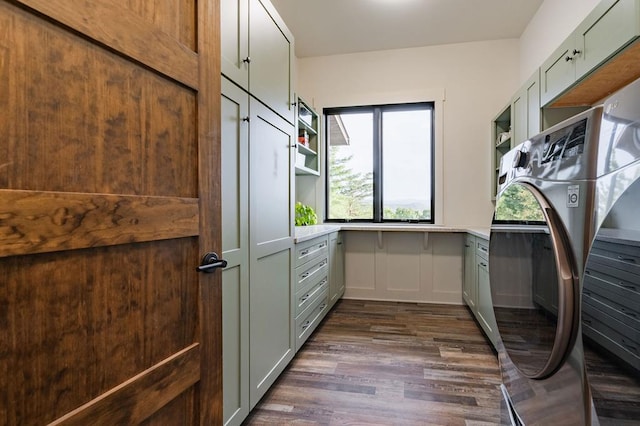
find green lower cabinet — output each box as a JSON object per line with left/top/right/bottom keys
{"left": 221, "top": 77, "right": 250, "bottom": 426}
{"left": 476, "top": 256, "right": 498, "bottom": 347}
{"left": 329, "top": 232, "right": 345, "bottom": 307}
{"left": 249, "top": 249, "right": 295, "bottom": 406}
{"left": 463, "top": 235, "right": 498, "bottom": 349}
{"left": 294, "top": 235, "right": 330, "bottom": 351}
{"left": 463, "top": 235, "right": 477, "bottom": 309}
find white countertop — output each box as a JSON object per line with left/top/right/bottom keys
{"left": 294, "top": 224, "right": 342, "bottom": 243}
{"left": 294, "top": 224, "right": 490, "bottom": 243}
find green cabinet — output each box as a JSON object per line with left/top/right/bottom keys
{"left": 329, "top": 232, "right": 345, "bottom": 307}
{"left": 511, "top": 70, "right": 540, "bottom": 146}
{"left": 294, "top": 236, "right": 329, "bottom": 351}
{"left": 475, "top": 239, "right": 498, "bottom": 347}
{"left": 248, "top": 99, "right": 295, "bottom": 407}
{"left": 463, "top": 234, "right": 477, "bottom": 309}
{"left": 221, "top": 79, "right": 295, "bottom": 424}
{"left": 220, "top": 0, "right": 296, "bottom": 415}
{"left": 221, "top": 0, "right": 295, "bottom": 123}
{"left": 221, "top": 77, "right": 250, "bottom": 426}
{"left": 491, "top": 105, "right": 512, "bottom": 200}
{"left": 492, "top": 71, "right": 541, "bottom": 199}
{"left": 221, "top": 0, "right": 248, "bottom": 90}
{"left": 463, "top": 235, "right": 498, "bottom": 349}
{"left": 541, "top": 0, "right": 640, "bottom": 106}
{"left": 295, "top": 97, "right": 320, "bottom": 176}
{"left": 532, "top": 234, "right": 558, "bottom": 315}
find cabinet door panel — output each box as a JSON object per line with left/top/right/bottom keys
{"left": 249, "top": 0, "right": 294, "bottom": 123}
{"left": 250, "top": 248, "right": 294, "bottom": 406}
{"left": 250, "top": 98, "right": 294, "bottom": 249}
{"left": 248, "top": 97, "right": 294, "bottom": 407}
{"left": 576, "top": 0, "right": 640, "bottom": 79}
{"left": 221, "top": 77, "right": 250, "bottom": 426}
{"left": 526, "top": 74, "right": 541, "bottom": 139}
{"left": 477, "top": 259, "right": 497, "bottom": 347}
{"left": 512, "top": 92, "right": 527, "bottom": 146}
{"left": 221, "top": 0, "right": 249, "bottom": 89}
{"left": 329, "top": 232, "right": 345, "bottom": 306}
{"left": 540, "top": 38, "right": 575, "bottom": 106}
{"left": 463, "top": 235, "right": 476, "bottom": 308}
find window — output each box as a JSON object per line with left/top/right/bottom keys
{"left": 324, "top": 102, "right": 434, "bottom": 222}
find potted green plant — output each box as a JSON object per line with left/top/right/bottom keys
{"left": 295, "top": 202, "right": 317, "bottom": 226}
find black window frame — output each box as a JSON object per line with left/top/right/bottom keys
{"left": 324, "top": 101, "right": 435, "bottom": 223}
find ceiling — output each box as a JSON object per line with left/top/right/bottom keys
{"left": 270, "top": 0, "right": 544, "bottom": 58}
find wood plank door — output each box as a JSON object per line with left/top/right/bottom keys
{"left": 0, "top": 1, "right": 221, "bottom": 424}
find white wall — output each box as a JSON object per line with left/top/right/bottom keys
{"left": 519, "top": 0, "right": 601, "bottom": 83}
{"left": 296, "top": 39, "right": 519, "bottom": 228}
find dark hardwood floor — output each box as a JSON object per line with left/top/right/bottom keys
{"left": 244, "top": 299, "right": 502, "bottom": 425}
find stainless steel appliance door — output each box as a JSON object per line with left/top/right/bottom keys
{"left": 489, "top": 182, "right": 578, "bottom": 379}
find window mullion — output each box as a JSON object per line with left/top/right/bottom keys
{"left": 373, "top": 107, "right": 382, "bottom": 222}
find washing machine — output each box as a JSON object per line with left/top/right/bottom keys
{"left": 489, "top": 77, "right": 640, "bottom": 425}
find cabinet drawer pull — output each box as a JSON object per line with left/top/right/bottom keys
{"left": 480, "top": 262, "right": 488, "bottom": 267}
{"left": 300, "top": 294, "right": 310, "bottom": 303}
{"left": 565, "top": 55, "right": 574, "bottom": 62}
{"left": 617, "top": 255, "right": 636, "bottom": 263}
{"left": 619, "top": 281, "right": 637, "bottom": 291}
{"left": 479, "top": 246, "right": 488, "bottom": 252}
{"left": 621, "top": 308, "right": 638, "bottom": 318}
{"left": 301, "top": 272, "right": 310, "bottom": 279}
{"left": 301, "top": 320, "right": 311, "bottom": 330}
{"left": 300, "top": 249, "right": 310, "bottom": 256}
{"left": 320, "top": 260, "right": 327, "bottom": 267}
{"left": 318, "top": 242, "right": 326, "bottom": 248}
{"left": 320, "top": 279, "right": 327, "bottom": 286}
{"left": 320, "top": 304, "right": 327, "bottom": 310}
{"left": 583, "top": 318, "right": 592, "bottom": 325}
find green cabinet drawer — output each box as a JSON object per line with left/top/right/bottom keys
{"left": 476, "top": 238, "right": 489, "bottom": 261}
{"left": 295, "top": 236, "right": 328, "bottom": 268}
{"left": 294, "top": 253, "right": 328, "bottom": 316}
{"left": 295, "top": 288, "right": 329, "bottom": 351}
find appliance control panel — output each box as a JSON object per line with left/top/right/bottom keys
{"left": 540, "top": 118, "right": 587, "bottom": 164}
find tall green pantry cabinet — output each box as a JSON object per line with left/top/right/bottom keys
{"left": 221, "top": 78, "right": 250, "bottom": 426}
{"left": 220, "top": 0, "right": 295, "bottom": 424}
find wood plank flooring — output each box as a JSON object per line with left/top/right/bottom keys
{"left": 243, "top": 299, "right": 502, "bottom": 425}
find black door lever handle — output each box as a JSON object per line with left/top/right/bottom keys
{"left": 196, "top": 252, "right": 228, "bottom": 273}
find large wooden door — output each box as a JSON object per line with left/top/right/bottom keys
{"left": 0, "top": 1, "right": 221, "bottom": 424}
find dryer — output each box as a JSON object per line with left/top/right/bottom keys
{"left": 489, "top": 77, "right": 640, "bottom": 425}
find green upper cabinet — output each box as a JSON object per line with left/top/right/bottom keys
{"left": 295, "top": 97, "right": 320, "bottom": 176}
{"left": 221, "top": 0, "right": 295, "bottom": 124}
{"left": 491, "top": 71, "right": 540, "bottom": 199}
{"left": 249, "top": 0, "right": 295, "bottom": 124}
{"left": 511, "top": 70, "right": 541, "bottom": 146}
{"left": 491, "top": 104, "right": 512, "bottom": 200}
{"left": 221, "top": 0, "right": 249, "bottom": 91}
{"left": 540, "top": 37, "right": 575, "bottom": 107}
{"left": 541, "top": 0, "right": 640, "bottom": 106}
{"left": 575, "top": 0, "right": 640, "bottom": 78}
